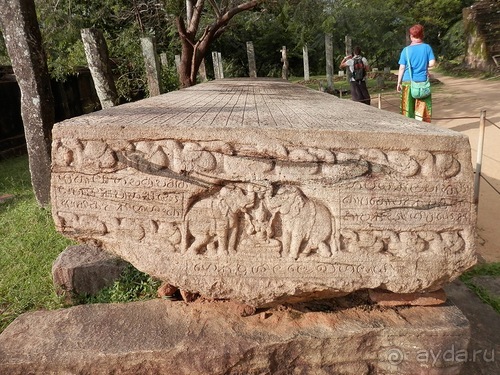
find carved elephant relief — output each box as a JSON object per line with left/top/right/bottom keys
{"left": 265, "top": 185, "right": 335, "bottom": 259}
{"left": 184, "top": 185, "right": 255, "bottom": 255}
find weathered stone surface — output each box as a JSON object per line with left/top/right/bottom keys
{"left": 445, "top": 280, "right": 500, "bottom": 375}
{"left": 81, "top": 28, "right": 119, "bottom": 109}
{"left": 463, "top": 0, "right": 500, "bottom": 71}
{"left": 0, "top": 299, "right": 470, "bottom": 375}
{"left": 52, "top": 244, "right": 127, "bottom": 301}
{"left": 369, "top": 288, "right": 447, "bottom": 306}
{"left": 50, "top": 79, "right": 477, "bottom": 307}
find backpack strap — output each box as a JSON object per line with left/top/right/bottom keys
{"left": 406, "top": 48, "right": 413, "bottom": 81}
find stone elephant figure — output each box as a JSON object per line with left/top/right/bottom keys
{"left": 265, "top": 185, "right": 334, "bottom": 259}
{"left": 184, "top": 185, "right": 255, "bottom": 255}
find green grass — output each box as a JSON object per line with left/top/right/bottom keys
{"left": 0, "top": 155, "right": 73, "bottom": 332}
{"left": 460, "top": 262, "right": 500, "bottom": 314}
{"left": 77, "top": 263, "right": 161, "bottom": 305}
{"left": 289, "top": 73, "right": 401, "bottom": 98}
{"left": 0, "top": 155, "right": 160, "bottom": 333}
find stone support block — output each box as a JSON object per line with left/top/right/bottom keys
{"left": 52, "top": 244, "right": 127, "bottom": 301}
{"left": 50, "top": 79, "right": 477, "bottom": 307}
{"left": 0, "top": 299, "right": 470, "bottom": 375}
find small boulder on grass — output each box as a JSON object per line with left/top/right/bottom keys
{"left": 52, "top": 244, "right": 128, "bottom": 304}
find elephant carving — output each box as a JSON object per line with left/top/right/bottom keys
{"left": 265, "top": 185, "right": 334, "bottom": 259}
{"left": 184, "top": 185, "right": 255, "bottom": 255}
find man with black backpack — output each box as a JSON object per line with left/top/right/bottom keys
{"left": 340, "top": 46, "right": 371, "bottom": 105}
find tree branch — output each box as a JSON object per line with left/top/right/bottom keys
{"left": 207, "top": 0, "right": 221, "bottom": 18}
{"left": 207, "top": 1, "right": 261, "bottom": 42}
{"left": 218, "top": 0, "right": 261, "bottom": 24}
{"left": 187, "top": 0, "right": 205, "bottom": 35}
{"left": 176, "top": 16, "right": 196, "bottom": 48}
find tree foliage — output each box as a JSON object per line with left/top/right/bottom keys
{"left": 34, "top": 0, "right": 179, "bottom": 99}
{"left": 0, "top": 0, "right": 477, "bottom": 91}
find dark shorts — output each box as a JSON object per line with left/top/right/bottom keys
{"left": 350, "top": 80, "right": 371, "bottom": 105}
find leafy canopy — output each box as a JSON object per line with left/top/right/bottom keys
{"left": 0, "top": 0, "right": 475, "bottom": 84}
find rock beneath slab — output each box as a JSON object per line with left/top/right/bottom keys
{"left": 369, "top": 288, "right": 447, "bottom": 306}
{"left": 52, "top": 244, "right": 127, "bottom": 302}
{"left": 0, "top": 298, "right": 470, "bottom": 375}
{"left": 50, "top": 79, "right": 478, "bottom": 307}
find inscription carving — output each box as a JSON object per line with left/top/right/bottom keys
{"left": 184, "top": 258, "right": 394, "bottom": 279}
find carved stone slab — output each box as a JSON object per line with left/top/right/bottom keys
{"left": 51, "top": 79, "right": 477, "bottom": 307}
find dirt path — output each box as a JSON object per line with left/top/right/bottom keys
{"left": 379, "top": 72, "right": 500, "bottom": 263}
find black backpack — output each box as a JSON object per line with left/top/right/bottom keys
{"left": 352, "top": 56, "right": 366, "bottom": 81}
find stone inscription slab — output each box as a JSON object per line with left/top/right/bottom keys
{"left": 51, "top": 79, "right": 477, "bottom": 307}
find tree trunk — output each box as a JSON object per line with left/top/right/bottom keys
{"left": 0, "top": 0, "right": 54, "bottom": 207}
{"left": 179, "top": 34, "right": 195, "bottom": 87}
{"left": 175, "top": 0, "right": 260, "bottom": 88}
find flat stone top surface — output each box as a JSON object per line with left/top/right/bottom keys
{"left": 54, "top": 79, "right": 467, "bottom": 151}
{"left": 51, "top": 79, "right": 477, "bottom": 307}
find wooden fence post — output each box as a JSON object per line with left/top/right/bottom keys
{"left": 474, "top": 110, "right": 487, "bottom": 211}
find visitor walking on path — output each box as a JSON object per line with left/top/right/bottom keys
{"left": 397, "top": 24, "right": 436, "bottom": 122}
{"left": 340, "top": 46, "right": 371, "bottom": 105}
